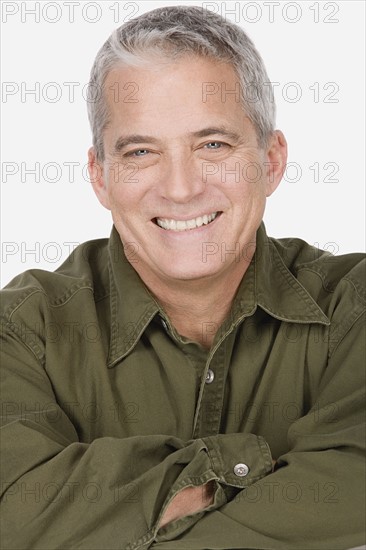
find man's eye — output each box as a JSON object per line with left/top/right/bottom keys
{"left": 127, "top": 149, "right": 149, "bottom": 157}
{"left": 204, "top": 141, "right": 224, "bottom": 150}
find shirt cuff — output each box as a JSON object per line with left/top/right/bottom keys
{"left": 154, "top": 433, "right": 272, "bottom": 542}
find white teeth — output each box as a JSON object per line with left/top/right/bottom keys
{"left": 156, "top": 212, "right": 218, "bottom": 231}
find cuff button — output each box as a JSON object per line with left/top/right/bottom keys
{"left": 234, "top": 463, "right": 249, "bottom": 477}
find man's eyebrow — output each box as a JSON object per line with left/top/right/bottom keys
{"left": 114, "top": 135, "right": 160, "bottom": 153}
{"left": 113, "top": 127, "right": 241, "bottom": 153}
{"left": 189, "top": 127, "right": 241, "bottom": 141}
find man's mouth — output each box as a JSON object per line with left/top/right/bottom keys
{"left": 154, "top": 211, "right": 220, "bottom": 232}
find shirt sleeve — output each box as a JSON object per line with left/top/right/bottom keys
{"left": 152, "top": 311, "right": 366, "bottom": 549}
{"left": 0, "top": 320, "right": 272, "bottom": 550}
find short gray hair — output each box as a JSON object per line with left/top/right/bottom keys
{"left": 87, "top": 5, "right": 276, "bottom": 162}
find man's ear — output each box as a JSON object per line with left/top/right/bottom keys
{"left": 88, "top": 147, "right": 111, "bottom": 210}
{"left": 264, "top": 130, "right": 288, "bottom": 197}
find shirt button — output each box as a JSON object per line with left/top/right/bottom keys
{"left": 233, "top": 463, "right": 249, "bottom": 477}
{"left": 205, "top": 369, "right": 215, "bottom": 384}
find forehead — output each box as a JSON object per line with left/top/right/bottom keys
{"left": 102, "top": 56, "right": 249, "bottom": 135}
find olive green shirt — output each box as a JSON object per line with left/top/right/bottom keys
{"left": 1, "top": 223, "right": 365, "bottom": 549}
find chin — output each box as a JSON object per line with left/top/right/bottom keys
{"left": 154, "top": 257, "right": 223, "bottom": 282}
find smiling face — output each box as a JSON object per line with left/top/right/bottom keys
{"left": 89, "top": 56, "right": 287, "bottom": 287}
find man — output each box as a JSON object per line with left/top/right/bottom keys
{"left": 0, "top": 5, "right": 364, "bottom": 549}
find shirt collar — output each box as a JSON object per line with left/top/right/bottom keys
{"left": 107, "top": 226, "right": 160, "bottom": 367}
{"left": 229, "top": 222, "right": 330, "bottom": 327}
{"left": 106, "top": 223, "right": 330, "bottom": 367}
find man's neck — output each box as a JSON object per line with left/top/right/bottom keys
{"left": 133, "top": 255, "right": 255, "bottom": 349}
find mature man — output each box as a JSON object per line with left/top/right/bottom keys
{"left": 1, "top": 5, "right": 365, "bottom": 549}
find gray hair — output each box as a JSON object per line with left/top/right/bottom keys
{"left": 87, "top": 5, "right": 276, "bottom": 162}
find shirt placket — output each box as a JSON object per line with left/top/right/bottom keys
{"left": 192, "top": 333, "right": 235, "bottom": 439}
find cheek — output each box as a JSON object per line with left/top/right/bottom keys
{"left": 242, "top": 162, "right": 266, "bottom": 186}
{"left": 107, "top": 183, "right": 150, "bottom": 236}
{"left": 229, "top": 180, "right": 267, "bottom": 222}
{"left": 106, "top": 178, "right": 141, "bottom": 211}
{"left": 220, "top": 175, "right": 267, "bottom": 201}
{"left": 210, "top": 150, "right": 265, "bottom": 186}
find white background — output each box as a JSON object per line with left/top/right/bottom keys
{"left": 1, "top": 0, "right": 365, "bottom": 287}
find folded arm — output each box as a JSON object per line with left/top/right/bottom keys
{"left": 153, "top": 312, "right": 366, "bottom": 548}
{"left": 0, "top": 321, "right": 273, "bottom": 550}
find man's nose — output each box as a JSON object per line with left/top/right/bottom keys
{"left": 159, "top": 156, "right": 206, "bottom": 203}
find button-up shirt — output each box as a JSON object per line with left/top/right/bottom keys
{"left": 1, "top": 223, "right": 365, "bottom": 549}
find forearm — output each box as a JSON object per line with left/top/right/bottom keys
{"left": 153, "top": 445, "right": 365, "bottom": 549}
{"left": 1, "top": 427, "right": 273, "bottom": 549}
{"left": 0, "top": 430, "right": 209, "bottom": 549}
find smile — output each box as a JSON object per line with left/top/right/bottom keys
{"left": 155, "top": 212, "right": 219, "bottom": 231}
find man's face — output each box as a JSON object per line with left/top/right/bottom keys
{"left": 89, "top": 56, "right": 286, "bottom": 285}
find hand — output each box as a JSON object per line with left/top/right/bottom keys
{"left": 158, "top": 481, "right": 215, "bottom": 529}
